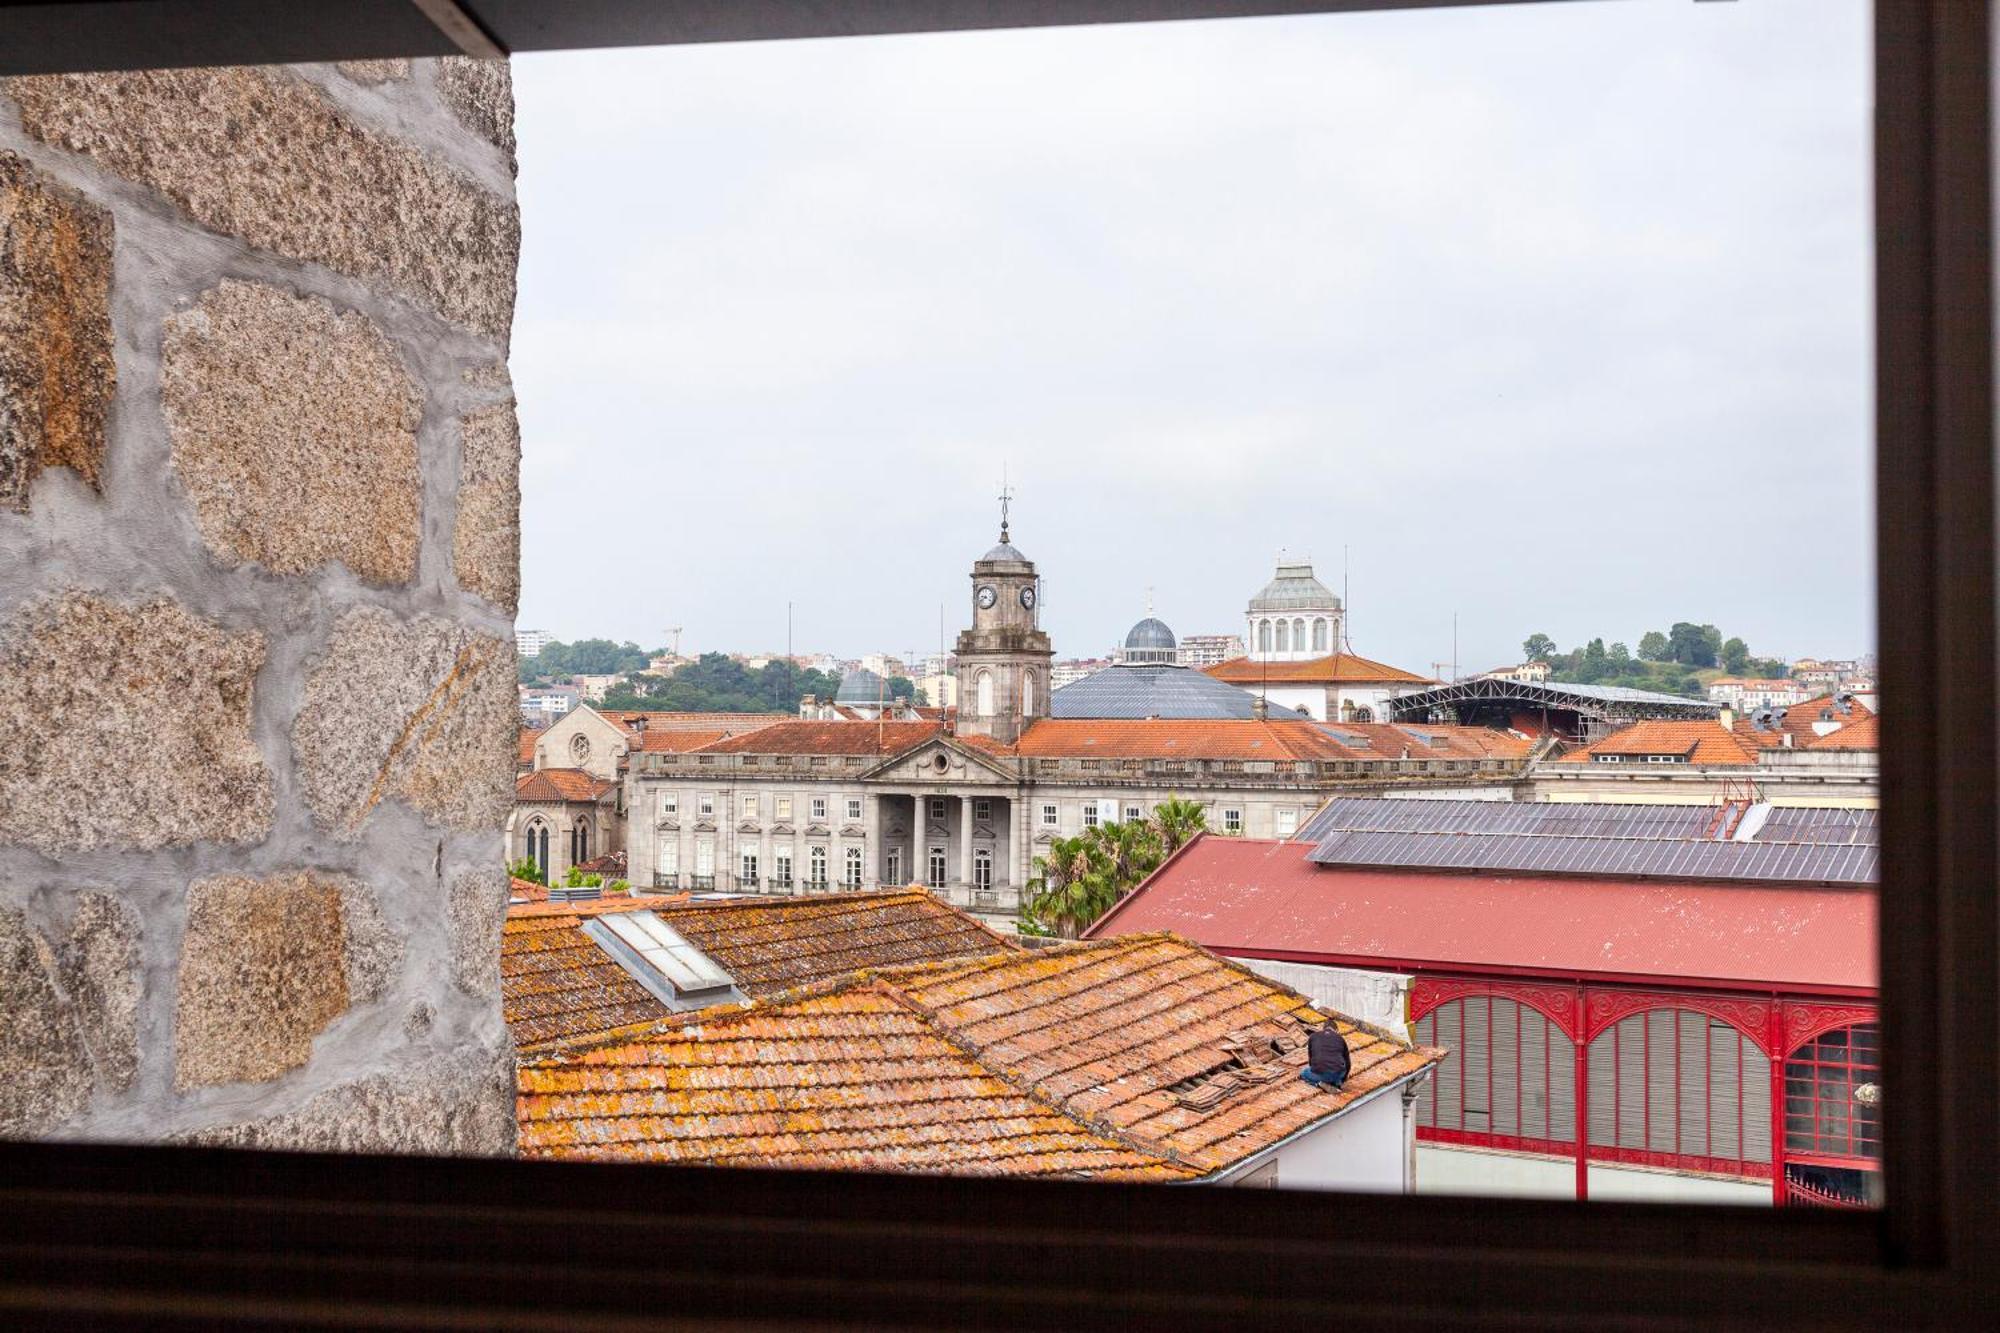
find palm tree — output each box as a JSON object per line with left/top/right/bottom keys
{"left": 1027, "top": 834, "right": 1119, "bottom": 939}
{"left": 1149, "top": 795, "right": 1209, "bottom": 856}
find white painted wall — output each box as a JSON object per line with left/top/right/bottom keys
{"left": 1587, "top": 1164, "right": 1768, "bottom": 1206}
{"left": 1228, "top": 957, "right": 1410, "bottom": 1038}
{"left": 1264, "top": 1085, "right": 1411, "bottom": 1192}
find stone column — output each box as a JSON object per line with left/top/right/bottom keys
{"left": 863, "top": 791, "right": 881, "bottom": 886}
{"left": 959, "top": 795, "right": 975, "bottom": 888}
{"left": 0, "top": 60, "right": 521, "bottom": 1153}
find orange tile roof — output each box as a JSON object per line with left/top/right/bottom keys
{"left": 518, "top": 729, "right": 539, "bottom": 765}
{"left": 501, "top": 890, "right": 1018, "bottom": 1054}
{"left": 651, "top": 890, "right": 1020, "bottom": 999}
{"left": 1008, "top": 718, "right": 1530, "bottom": 763}
{"left": 1810, "top": 714, "right": 1879, "bottom": 750}
{"left": 693, "top": 719, "right": 944, "bottom": 756}
{"left": 515, "top": 767, "right": 616, "bottom": 803}
{"left": 1774, "top": 694, "right": 1875, "bottom": 747}
{"left": 883, "top": 935, "right": 1439, "bottom": 1173}
{"left": 515, "top": 934, "right": 1440, "bottom": 1180}
{"left": 602, "top": 710, "right": 788, "bottom": 737}
{"left": 516, "top": 985, "right": 1196, "bottom": 1180}
{"left": 509, "top": 876, "right": 548, "bottom": 903}
{"left": 631, "top": 727, "right": 733, "bottom": 754}
{"left": 1556, "top": 720, "right": 1759, "bottom": 766}
{"left": 1204, "top": 652, "right": 1432, "bottom": 685}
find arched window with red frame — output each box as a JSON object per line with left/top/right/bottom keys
{"left": 1784, "top": 1022, "right": 1880, "bottom": 1163}
{"left": 1413, "top": 995, "right": 1577, "bottom": 1152}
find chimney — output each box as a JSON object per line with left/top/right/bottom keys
{"left": 1252, "top": 695, "right": 1269, "bottom": 721}
{"left": 799, "top": 693, "right": 815, "bottom": 719}
{"left": 1782, "top": 732, "right": 1794, "bottom": 748}
{"left": 1719, "top": 707, "right": 1735, "bottom": 732}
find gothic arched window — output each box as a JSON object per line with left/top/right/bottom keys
{"left": 1313, "top": 618, "right": 1329, "bottom": 652}
{"left": 977, "top": 671, "right": 994, "bottom": 716}
{"left": 1276, "top": 620, "right": 1290, "bottom": 653}
{"left": 1023, "top": 671, "right": 1037, "bottom": 715}
{"left": 1259, "top": 620, "right": 1272, "bottom": 653}
{"left": 1294, "top": 618, "right": 1307, "bottom": 651}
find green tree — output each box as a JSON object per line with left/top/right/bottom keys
{"left": 506, "top": 857, "right": 545, "bottom": 886}
{"left": 1608, "top": 641, "right": 1632, "bottom": 668}
{"left": 1149, "top": 796, "right": 1210, "bottom": 856}
{"left": 1666, "top": 622, "right": 1717, "bottom": 667}
{"left": 1522, "top": 633, "right": 1557, "bottom": 663}
{"left": 1576, "top": 638, "right": 1609, "bottom": 683}
{"left": 1721, "top": 637, "right": 1750, "bottom": 673}
{"left": 1025, "top": 834, "right": 1118, "bottom": 939}
{"left": 887, "top": 675, "right": 918, "bottom": 702}
{"left": 1637, "top": 631, "right": 1670, "bottom": 662}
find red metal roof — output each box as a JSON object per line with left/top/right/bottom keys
{"left": 1087, "top": 835, "right": 1875, "bottom": 993}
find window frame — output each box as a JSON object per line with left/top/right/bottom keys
{"left": 0, "top": 1, "right": 1992, "bottom": 1327}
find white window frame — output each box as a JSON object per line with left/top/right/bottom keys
{"left": 697, "top": 792, "right": 714, "bottom": 818}
{"left": 1082, "top": 804, "right": 1099, "bottom": 828}
{"left": 660, "top": 792, "right": 677, "bottom": 816}
{"left": 845, "top": 797, "right": 862, "bottom": 820}
{"left": 973, "top": 798, "right": 992, "bottom": 822}
{"left": 810, "top": 796, "right": 827, "bottom": 820}
{"left": 844, "top": 846, "right": 863, "bottom": 887}
{"left": 1223, "top": 808, "right": 1243, "bottom": 835}
{"left": 926, "top": 846, "right": 947, "bottom": 889}
{"left": 1041, "top": 803, "right": 1059, "bottom": 828}
{"left": 775, "top": 795, "right": 792, "bottom": 820}
{"left": 741, "top": 793, "right": 757, "bottom": 819}
{"left": 929, "top": 797, "right": 947, "bottom": 822}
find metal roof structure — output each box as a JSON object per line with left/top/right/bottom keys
{"left": 1386, "top": 674, "right": 1718, "bottom": 729}
{"left": 1121, "top": 616, "right": 1178, "bottom": 664}
{"left": 1049, "top": 663, "right": 1308, "bottom": 720}
{"left": 1086, "top": 835, "right": 1875, "bottom": 992}
{"left": 1247, "top": 561, "right": 1341, "bottom": 613}
{"left": 833, "top": 667, "right": 889, "bottom": 704}
{"left": 1297, "top": 797, "right": 1878, "bottom": 886}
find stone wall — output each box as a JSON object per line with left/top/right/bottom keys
{"left": 0, "top": 58, "right": 520, "bottom": 1153}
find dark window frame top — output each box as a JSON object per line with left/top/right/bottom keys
{"left": 0, "top": 0, "right": 1995, "bottom": 1327}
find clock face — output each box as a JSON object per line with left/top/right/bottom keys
{"left": 1019, "top": 585, "right": 1037, "bottom": 610}
{"left": 976, "top": 585, "right": 998, "bottom": 609}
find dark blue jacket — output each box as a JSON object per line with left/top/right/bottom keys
{"left": 1307, "top": 1027, "right": 1350, "bottom": 1081}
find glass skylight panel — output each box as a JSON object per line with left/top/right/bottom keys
{"left": 601, "top": 912, "right": 734, "bottom": 995}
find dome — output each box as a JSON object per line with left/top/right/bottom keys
{"left": 1051, "top": 663, "right": 1301, "bottom": 720}
{"left": 980, "top": 540, "right": 1029, "bottom": 563}
{"left": 1249, "top": 561, "right": 1341, "bottom": 613}
{"left": 833, "top": 667, "right": 889, "bottom": 704}
{"left": 1123, "top": 617, "right": 1177, "bottom": 651}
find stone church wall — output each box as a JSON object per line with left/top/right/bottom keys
{"left": 0, "top": 59, "right": 520, "bottom": 1152}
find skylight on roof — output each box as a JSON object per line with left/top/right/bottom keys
{"left": 599, "top": 912, "right": 734, "bottom": 997}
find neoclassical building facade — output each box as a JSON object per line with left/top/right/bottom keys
{"left": 623, "top": 527, "right": 1533, "bottom": 926}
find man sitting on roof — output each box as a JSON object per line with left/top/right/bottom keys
{"left": 1300, "top": 1022, "right": 1350, "bottom": 1091}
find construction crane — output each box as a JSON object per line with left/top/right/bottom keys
{"left": 665, "top": 627, "right": 682, "bottom": 658}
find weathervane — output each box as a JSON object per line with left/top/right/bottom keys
{"left": 997, "top": 469, "right": 1015, "bottom": 544}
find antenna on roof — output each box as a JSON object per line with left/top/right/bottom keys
{"left": 997, "top": 464, "right": 1014, "bottom": 544}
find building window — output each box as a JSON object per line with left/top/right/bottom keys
{"left": 1223, "top": 809, "right": 1242, "bottom": 835}
{"left": 808, "top": 845, "right": 828, "bottom": 887}
{"left": 886, "top": 848, "right": 903, "bottom": 885}
{"left": 1276, "top": 808, "right": 1298, "bottom": 837}
{"left": 929, "top": 797, "right": 947, "bottom": 822}
{"left": 660, "top": 792, "right": 677, "bottom": 817}
{"left": 1041, "top": 803, "right": 1059, "bottom": 827}
{"left": 926, "top": 846, "right": 948, "bottom": 888}
{"left": 845, "top": 797, "right": 863, "bottom": 821}
{"left": 974, "top": 847, "right": 993, "bottom": 890}
{"left": 973, "top": 798, "right": 992, "bottom": 822}
{"left": 977, "top": 671, "right": 994, "bottom": 716}
{"left": 1414, "top": 997, "right": 1578, "bottom": 1147}
{"left": 1275, "top": 620, "right": 1289, "bottom": 653}
{"left": 1082, "top": 804, "right": 1099, "bottom": 828}
{"left": 1313, "top": 618, "right": 1329, "bottom": 652}
{"left": 774, "top": 850, "right": 792, "bottom": 887}
{"left": 1125, "top": 804, "right": 1143, "bottom": 822}
{"left": 656, "top": 841, "right": 678, "bottom": 875}
{"left": 1258, "top": 619, "right": 1271, "bottom": 653}
{"left": 1785, "top": 1024, "right": 1881, "bottom": 1162}
{"left": 811, "top": 797, "right": 827, "bottom": 820}
{"left": 741, "top": 793, "right": 757, "bottom": 819}
{"left": 1293, "top": 617, "right": 1306, "bottom": 650}
{"left": 844, "top": 846, "right": 864, "bottom": 887}
{"left": 775, "top": 796, "right": 791, "bottom": 820}
{"left": 1587, "top": 1010, "right": 1770, "bottom": 1171}
{"left": 1023, "top": 672, "right": 1037, "bottom": 715}
{"left": 570, "top": 820, "right": 591, "bottom": 865}
{"left": 527, "top": 820, "right": 549, "bottom": 879}
{"left": 739, "top": 852, "right": 758, "bottom": 886}
{"left": 698, "top": 793, "right": 714, "bottom": 818}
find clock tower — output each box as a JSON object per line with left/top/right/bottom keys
{"left": 954, "top": 496, "right": 1054, "bottom": 745}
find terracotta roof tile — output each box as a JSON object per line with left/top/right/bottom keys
{"left": 516, "top": 933, "right": 1441, "bottom": 1180}
{"left": 1204, "top": 652, "right": 1432, "bottom": 685}
{"left": 1555, "top": 720, "right": 1760, "bottom": 766}
{"left": 518, "top": 729, "right": 539, "bottom": 765}
{"left": 1809, "top": 713, "right": 1878, "bottom": 750}
{"left": 501, "top": 890, "right": 1018, "bottom": 1053}
{"left": 599, "top": 710, "right": 790, "bottom": 737}
{"left": 631, "top": 727, "right": 733, "bottom": 754}
{"left": 693, "top": 720, "right": 944, "bottom": 756}
{"left": 514, "top": 767, "right": 617, "bottom": 802}
{"left": 1007, "top": 718, "right": 1529, "bottom": 763}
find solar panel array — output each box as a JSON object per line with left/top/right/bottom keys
{"left": 1298, "top": 798, "right": 1879, "bottom": 886}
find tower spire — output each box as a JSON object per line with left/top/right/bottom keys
{"left": 997, "top": 468, "right": 1014, "bottom": 544}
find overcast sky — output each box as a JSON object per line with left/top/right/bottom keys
{"left": 511, "top": 0, "right": 1870, "bottom": 672}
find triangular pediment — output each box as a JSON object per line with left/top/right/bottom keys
{"left": 858, "top": 733, "right": 1019, "bottom": 783}
{"left": 737, "top": 821, "right": 760, "bottom": 834}
{"left": 655, "top": 818, "right": 679, "bottom": 832}
{"left": 805, "top": 823, "right": 830, "bottom": 838}
{"left": 770, "top": 822, "right": 794, "bottom": 836}
{"left": 692, "top": 819, "right": 717, "bottom": 833}
{"left": 838, "top": 823, "right": 866, "bottom": 838}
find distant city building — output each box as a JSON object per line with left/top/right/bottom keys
{"left": 642, "top": 653, "right": 689, "bottom": 677}
{"left": 519, "top": 685, "right": 578, "bottom": 719}
{"left": 1707, "top": 677, "right": 1816, "bottom": 710}
{"left": 571, "top": 673, "right": 623, "bottom": 703}
{"left": 1175, "top": 633, "right": 1245, "bottom": 669}
{"left": 859, "top": 652, "right": 909, "bottom": 680}
{"left": 1050, "top": 658, "right": 1112, "bottom": 690}
{"left": 1245, "top": 557, "right": 1344, "bottom": 662}
{"left": 1053, "top": 618, "right": 1288, "bottom": 720}
{"left": 1482, "top": 661, "right": 1552, "bottom": 684}
{"left": 515, "top": 628, "right": 552, "bottom": 658}
{"left": 915, "top": 671, "right": 957, "bottom": 709}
